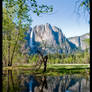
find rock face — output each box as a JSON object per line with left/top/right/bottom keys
{"left": 68, "top": 33, "right": 90, "bottom": 50}
{"left": 28, "top": 23, "right": 77, "bottom": 54}
{"left": 26, "top": 23, "right": 89, "bottom": 54}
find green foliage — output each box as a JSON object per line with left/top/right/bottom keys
{"left": 79, "top": 0, "right": 90, "bottom": 15}
{"left": 28, "top": 54, "right": 39, "bottom": 64}
{"left": 3, "top": 0, "right": 53, "bottom": 66}
{"left": 47, "top": 51, "right": 90, "bottom": 64}
{"left": 80, "top": 0, "right": 90, "bottom": 9}
{"left": 3, "top": 0, "right": 53, "bottom": 28}
{"left": 75, "top": 0, "right": 90, "bottom": 23}
{"left": 3, "top": 8, "right": 18, "bottom": 66}
{"left": 83, "top": 38, "right": 90, "bottom": 45}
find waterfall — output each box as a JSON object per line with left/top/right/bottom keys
{"left": 30, "top": 30, "right": 35, "bottom": 48}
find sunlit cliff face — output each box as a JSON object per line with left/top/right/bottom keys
{"left": 29, "top": 23, "right": 78, "bottom": 54}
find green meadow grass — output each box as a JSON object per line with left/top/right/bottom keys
{"left": 3, "top": 64, "right": 90, "bottom": 76}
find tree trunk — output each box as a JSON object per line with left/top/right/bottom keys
{"left": 10, "top": 41, "right": 18, "bottom": 66}
{"left": 11, "top": 30, "right": 20, "bottom": 66}
{"left": 43, "top": 56, "right": 48, "bottom": 72}
{"left": 43, "top": 62, "right": 46, "bottom": 72}
{"left": 8, "top": 34, "right": 11, "bottom": 66}
{"left": 7, "top": 70, "right": 15, "bottom": 92}
{"left": 7, "top": 70, "right": 10, "bottom": 92}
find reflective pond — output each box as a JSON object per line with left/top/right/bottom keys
{"left": 2, "top": 70, "right": 90, "bottom": 92}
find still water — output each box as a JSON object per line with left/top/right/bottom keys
{"left": 2, "top": 70, "right": 90, "bottom": 92}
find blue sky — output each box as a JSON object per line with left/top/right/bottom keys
{"left": 30, "top": 0, "right": 90, "bottom": 37}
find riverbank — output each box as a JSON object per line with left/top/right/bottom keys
{"left": 3, "top": 64, "right": 90, "bottom": 76}
{"left": 3, "top": 64, "right": 90, "bottom": 70}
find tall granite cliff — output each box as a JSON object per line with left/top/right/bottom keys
{"left": 28, "top": 23, "right": 77, "bottom": 54}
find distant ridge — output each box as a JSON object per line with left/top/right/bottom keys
{"left": 68, "top": 33, "right": 90, "bottom": 50}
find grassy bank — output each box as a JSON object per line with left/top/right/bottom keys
{"left": 3, "top": 64, "right": 90, "bottom": 69}
{"left": 3, "top": 64, "right": 90, "bottom": 76}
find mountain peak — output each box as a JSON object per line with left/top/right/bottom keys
{"left": 28, "top": 23, "right": 78, "bottom": 54}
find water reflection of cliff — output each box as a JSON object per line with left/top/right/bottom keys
{"left": 2, "top": 70, "right": 90, "bottom": 92}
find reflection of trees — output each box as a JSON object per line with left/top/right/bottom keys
{"left": 7, "top": 70, "right": 15, "bottom": 92}
{"left": 58, "top": 75, "right": 71, "bottom": 92}
{"left": 4, "top": 70, "right": 29, "bottom": 92}
{"left": 3, "top": 70, "right": 21, "bottom": 92}
{"left": 33, "top": 76, "right": 48, "bottom": 92}
{"left": 3, "top": 71, "right": 90, "bottom": 92}
{"left": 79, "top": 79, "right": 81, "bottom": 92}
{"left": 40, "top": 76, "right": 48, "bottom": 92}
{"left": 35, "top": 76, "right": 72, "bottom": 92}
